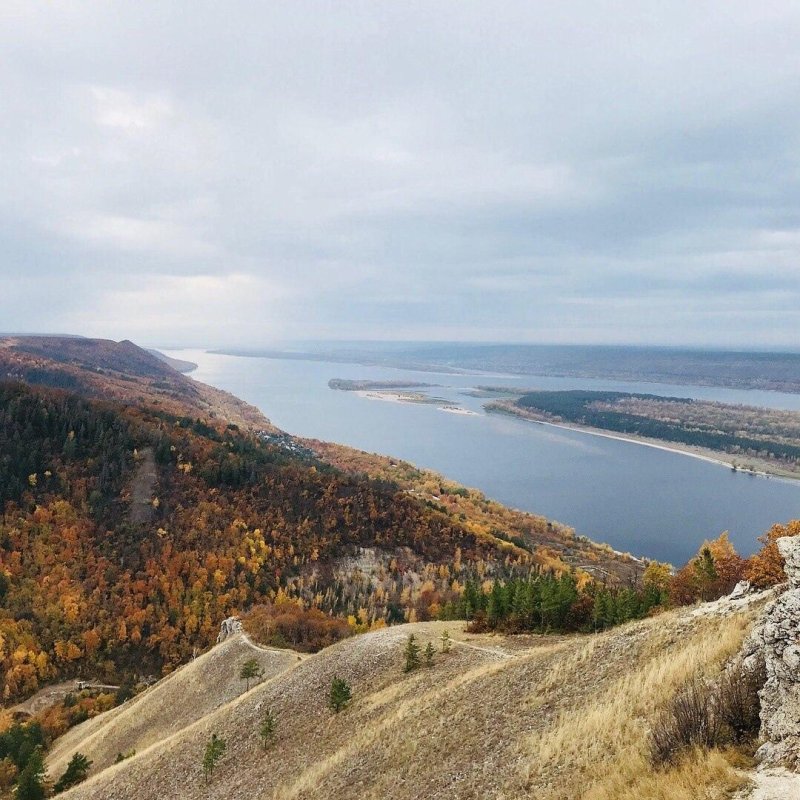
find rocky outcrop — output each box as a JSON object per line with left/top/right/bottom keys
{"left": 216, "top": 616, "right": 242, "bottom": 643}
{"left": 752, "top": 536, "right": 800, "bottom": 768}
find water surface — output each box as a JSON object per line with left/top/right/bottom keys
{"left": 170, "top": 350, "right": 800, "bottom": 564}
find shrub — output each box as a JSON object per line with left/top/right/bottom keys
{"left": 716, "top": 660, "right": 765, "bottom": 742}
{"left": 650, "top": 661, "right": 766, "bottom": 765}
{"left": 53, "top": 752, "right": 92, "bottom": 793}
{"left": 650, "top": 679, "right": 720, "bottom": 765}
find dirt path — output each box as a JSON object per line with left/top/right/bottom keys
{"left": 454, "top": 640, "right": 515, "bottom": 659}
{"left": 240, "top": 631, "right": 308, "bottom": 659}
{"left": 8, "top": 680, "right": 117, "bottom": 717}
{"left": 129, "top": 447, "right": 157, "bottom": 525}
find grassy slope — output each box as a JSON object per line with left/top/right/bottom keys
{"left": 48, "top": 634, "right": 298, "bottom": 779}
{"left": 57, "top": 605, "right": 762, "bottom": 800}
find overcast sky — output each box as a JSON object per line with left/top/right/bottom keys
{"left": 2, "top": 2, "right": 800, "bottom": 348}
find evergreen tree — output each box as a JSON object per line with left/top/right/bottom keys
{"left": 440, "top": 629, "right": 452, "bottom": 654}
{"left": 403, "top": 634, "right": 421, "bottom": 672}
{"left": 328, "top": 676, "right": 352, "bottom": 713}
{"left": 14, "top": 748, "right": 46, "bottom": 800}
{"left": 259, "top": 709, "right": 277, "bottom": 750}
{"left": 202, "top": 734, "right": 226, "bottom": 784}
{"left": 424, "top": 641, "right": 435, "bottom": 667}
{"left": 593, "top": 589, "right": 614, "bottom": 630}
{"left": 463, "top": 580, "right": 483, "bottom": 619}
{"left": 487, "top": 581, "right": 506, "bottom": 627}
{"left": 53, "top": 752, "right": 92, "bottom": 793}
{"left": 239, "top": 658, "right": 263, "bottom": 691}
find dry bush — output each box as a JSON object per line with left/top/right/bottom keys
{"left": 716, "top": 659, "right": 765, "bottom": 743}
{"left": 651, "top": 658, "right": 766, "bottom": 764}
{"left": 650, "top": 679, "right": 721, "bottom": 765}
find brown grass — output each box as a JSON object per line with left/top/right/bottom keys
{"left": 57, "top": 609, "right": 762, "bottom": 800}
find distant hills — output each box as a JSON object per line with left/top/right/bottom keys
{"left": 219, "top": 342, "right": 800, "bottom": 392}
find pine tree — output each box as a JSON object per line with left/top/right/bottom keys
{"left": 53, "top": 752, "right": 92, "bottom": 793}
{"left": 202, "top": 734, "right": 226, "bottom": 784}
{"left": 328, "top": 676, "right": 352, "bottom": 713}
{"left": 487, "top": 581, "right": 506, "bottom": 627}
{"left": 440, "top": 629, "right": 452, "bottom": 654}
{"left": 239, "top": 658, "right": 263, "bottom": 691}
{"left": 403, "top": 634, "right": 421, "bottom": 672}
{"left": 424, "top": 641, "right": 435, "bottom": 667}
{"left": 15, "top": 748, "right": 46, "bottom": 800}
{"left": 259, "top": 709, "right": 277, "bottom": 750}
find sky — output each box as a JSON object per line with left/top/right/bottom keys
{"left": 2, "top": 1, "right": 800, "bottom": 349}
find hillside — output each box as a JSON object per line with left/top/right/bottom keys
{"left": 0, "top": 336, "right": 270, "bottom": 431}
{"left": 47, "top": 631, "right": 297, "bottom": 778}
{"left": 0, "top": 377, "right": 548, "bottom": 701}
{"left": 310, "top": 440, "right": 643, "bottom": 584}
{"left": 51, "top": 603, "right": 768, "bottom": 800}
{"left": 0, "top": 336, "right": 649, "bottom": 701}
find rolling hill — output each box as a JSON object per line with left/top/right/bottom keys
{"left": 50, "top": 603, "right": 769, "bottom": 800}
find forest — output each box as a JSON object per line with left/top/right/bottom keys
{"left": 0, "top": 379, "right": 540, "bottom": 702}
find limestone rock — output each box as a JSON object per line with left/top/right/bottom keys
{"left": 780, "top": 537, "right": 800, "bottom": 589}
{"left": 216, "top": 616, "right": 242, "bottom": 643}
{"left": 730, "top": 580, "right": 753, "bottom": 600}
{"left": 753, "top": 536, "right": 800, "bottom": 768}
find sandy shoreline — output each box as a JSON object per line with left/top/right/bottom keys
{"left": 492, "top": 408, "right": 800, "bottom": 485}
{"left": 354, "top": 390, "right": 479, "bottom": 416}
{"left": 437, "top": 406, "right": 479, "bottom": 416}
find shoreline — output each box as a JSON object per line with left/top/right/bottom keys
{"left": 489, "top": 406, "right": 800, "bottom": 485}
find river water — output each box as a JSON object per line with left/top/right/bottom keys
{"left": 168, "top": 349, "right": 800, "bottom": 565}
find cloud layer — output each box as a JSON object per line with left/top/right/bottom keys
{"left": 2, "top": 1, "right": 800, "bottom": 347}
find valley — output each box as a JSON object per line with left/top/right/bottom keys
{"left": 178, "top": 349, "right": 800, "bottom": 564}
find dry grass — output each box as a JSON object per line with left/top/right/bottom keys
{"left": 517, "top": 613, "right": 755, "bottom": 800}
{"left": 48, "top": 634, "right": 297, "bottom": 780}
{"left": 58, "top": 610, "right": 762, "bottom": 800}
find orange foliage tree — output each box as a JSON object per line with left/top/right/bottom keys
{"left": 744, "top": 520, "right": 800, "bottom": 588}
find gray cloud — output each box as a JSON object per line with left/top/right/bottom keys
{"left": 1, "top": 1, "right": 800, "bottom": 347}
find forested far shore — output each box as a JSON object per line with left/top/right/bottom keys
{"left": 490, "top": 390, "right": 800, "bottom": 478}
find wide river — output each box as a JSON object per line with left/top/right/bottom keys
{"left": 168, "top": 349, "right": 800, "bottom": 565}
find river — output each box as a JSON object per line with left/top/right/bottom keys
{"left": 167, "top": 349, "right": 800, "bottom": 565}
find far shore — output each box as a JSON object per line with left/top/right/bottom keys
{"left": 489, "top": 404, "right": 800, "bottom": 485}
